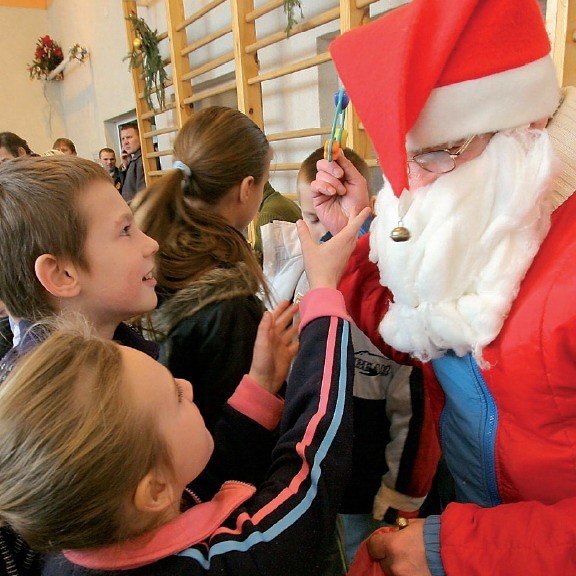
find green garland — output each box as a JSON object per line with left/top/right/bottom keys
{"left": 283, "top": 0, "right": 304, "bottom": 35}
{"left": 124, "top": 13, "right": 167, "bottom": 111}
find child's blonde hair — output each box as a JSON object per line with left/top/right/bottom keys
{"left": 0, "top": 156, "right": 111, "bottom": 320}
{"left": 133, "top": 106, "right": 270, "bottom": 300}
{"left": 0, "top": 323, "right": 172, "bottom": 551}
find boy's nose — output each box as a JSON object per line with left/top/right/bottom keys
{"left": 144, "top": 233, "right": 159, "bottom": 255}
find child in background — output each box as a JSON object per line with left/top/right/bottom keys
{"left": 133, "top": 106, "right": 273, "bottom": 434}
{"left": 263, "top": 147, "right": 437, "bottom": 567}
{"left": 52, "top": 137, "right": 77, "bottom": 156}
{"left": 252, "top": 181, "right": 302, "bottom": 266}
{"left": 0, "top": 207, "right": 370, "bottom": 576}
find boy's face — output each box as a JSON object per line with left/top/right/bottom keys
{"left": 122, "top": 346, "right": 214, "bottom": 492}
{"left": 99, "top": 151, "right": 116, "bottom": 172}
{"left": 72, "top": 181, "right": 159, "bottom": 336}
{"left": 297, "top": 175, "right": 327, "bottom": 244}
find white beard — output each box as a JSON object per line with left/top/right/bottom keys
{"left": 370, "top": 128, "right": 556, "bottom": 364}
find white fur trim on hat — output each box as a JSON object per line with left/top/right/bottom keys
{"left": 407, "top": 56, "right": 560, "bottom": 151}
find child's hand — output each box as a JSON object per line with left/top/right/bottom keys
{"left": 297, "top": 206, "right": 372, "bottom": 290}
{"left": 310, "top": 151, "right": 371, "bottom": 235}
{"left": 248, "top": 301, "right": 299, "bottom": 395}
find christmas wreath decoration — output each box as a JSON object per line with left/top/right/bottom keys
{"left": 124, "top": 13, "right": 168, "bottom": 111}
{"left": 28, "top": 35, "right": 64, "bottom": 80}
{"left": 27, "top": 36, "right": 89, "bottom": 81}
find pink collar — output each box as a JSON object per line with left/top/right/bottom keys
{"left": 64, "top": 482, "right": 255, "bottom": 571}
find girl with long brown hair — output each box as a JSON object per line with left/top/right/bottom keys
{"left": 133, "top": 106, "right": 273, "bottom": 433}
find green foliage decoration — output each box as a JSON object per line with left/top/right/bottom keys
{"left": 283, "top": 0, "right": 304, "bottom": 35}
{"left": 124, "top": 13, "right": 167, "bottom": 111}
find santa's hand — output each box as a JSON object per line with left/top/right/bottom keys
{"left": 367, "top": 519, "right": 432, "bottom": 576}
{"left": 310, "top": 150, "right": 371, "bottom": 235}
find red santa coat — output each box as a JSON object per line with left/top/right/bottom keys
{"left": 340, "top": 191, "right": 576, "bottom": 574}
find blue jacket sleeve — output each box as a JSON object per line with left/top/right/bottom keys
{"left": 189, "top": 289, "right": 355, "bottom": 575}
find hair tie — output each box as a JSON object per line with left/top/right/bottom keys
{"left": 173, "top": 160, "right": 192, "bottom": 177}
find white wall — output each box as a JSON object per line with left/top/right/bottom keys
{"left": 46, "top": 0, "right": 137, "bottom": 160}
{"left": 0, "top": 0, "right": 408, "bottom": 171}
{"left": 0, "top": 0, "right": 137, "bottom": 159}
{"left": 0, "top": 5, "right": 66, "bottom": 154}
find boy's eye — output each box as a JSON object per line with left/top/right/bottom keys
{"left": 304, "top": 212, "right": 319, "bottom": 224}
{"left": 120, "top": 225, "right": 131, "bottom": 236}
{"left": 176, "top": 383, "right": 184, "bottom": 403}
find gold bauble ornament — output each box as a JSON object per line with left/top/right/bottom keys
{"left": 390, "top": 226, "right": 411, "bottom": 242}
{"left": 132, "top": 37, "right": 142, "bottom": 50}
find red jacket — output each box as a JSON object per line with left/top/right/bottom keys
{"left": 340, "top": 193, "right": 576, "bottom": 574}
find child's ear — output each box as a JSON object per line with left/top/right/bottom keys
{"left": 238, "top": 175, "right": 255, "bottom": 204}
{"left": 133, "top": 469, "right": 176, "bottom": 514}
{"left": 34, "top": 254, "right": 81, "bottom": 298}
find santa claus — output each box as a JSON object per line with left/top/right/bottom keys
{"left": 311, "top": 0, "right": 576, "bottom": 574}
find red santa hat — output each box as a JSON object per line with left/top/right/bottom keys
{"left": 330, "top": 0, "right": 560, "bottom": 197}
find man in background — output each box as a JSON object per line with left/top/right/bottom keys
{"left": 120, "top": 122, "right": 145, "bottom": 202}
{"left": 99, "top": 147, "right": 123, "bottom": 193}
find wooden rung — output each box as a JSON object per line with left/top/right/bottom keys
{"left": 266, "top": 126, "right": 331, "bottom": 141}
{"left": 356, "top": 0, "right": 380, "bottom": 8}
{"left": 182, "top": 51, "right": 235, "bottom": 81}
{"left": 137, "top": 78, "right": 173, "bottom": 100}
{"left": 147, "top": 170, "right": 169, "bottom": 177}
{"left": 181, "top": 25, "right": 232, "bottom": 56}
{"left": 145, "top": 149, "right": 174, "bottom": 158}
{"left": 248, "top": 52, "right": 332, "bottom": 84}
{"left": 141, "top": 101, "right": 177, "bottom": 120}
{"left": 245, "top": 0, "right": 284, "bottom": 23}
{"left": 183, "top": 80, "right": 236, "bottom": 104}
{"left": 246, "top": 8, "right": 339, "bottom": 54}
{"left": 176, "top": 0, "right": 227, "bottom": 31}
{"left": 143, "top": 126, "right": 179, "bottom": 138}
{"left": 271, "top": 162, "right": 302, "bottom": 171}
{"left": 157, "top": 30, "right": 169, "bottom": 42}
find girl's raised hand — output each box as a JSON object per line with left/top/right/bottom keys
{"left": 248, "top": 300, "right": 299, "bottom": 395}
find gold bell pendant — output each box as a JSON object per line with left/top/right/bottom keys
{"left": 390, "top": 220, "right": 411, "bottom": 242}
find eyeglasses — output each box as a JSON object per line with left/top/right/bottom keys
{"left": 408, "top": 135, "right": 476, "bottom": 174}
